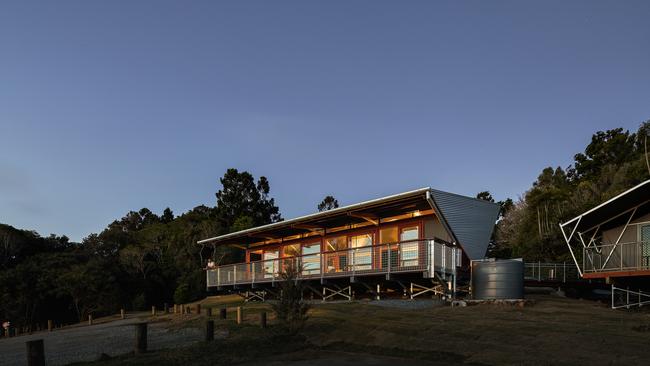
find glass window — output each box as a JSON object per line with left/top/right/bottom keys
{"left": 350, "top": 233, "right": 373, "bottom": 248}
{"left": 380, "top": 227, "right": 398, "bottom": 244}
{"left": 350, "top": 233, "right": 373, "bottom": 270}
{"left": 400, "top": 226, "right": 419, "bottom": 241}
{"left": 302, "top": 242, "right": 321, "bottom": 275}
{"left": 325, "top": 236, "right": 347, "bottom": 252}
{"left": 283, "top": 244, "right": 300, "bottom": 257}
{"left": 263, "top": 250, "right": 279, "bottom": 278}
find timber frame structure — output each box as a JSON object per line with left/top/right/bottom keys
{"left": 200, "top": 187, "right": 500, "bottom": 301}
{"left": 560, "top": 180, "right": 650, "bottom": 280}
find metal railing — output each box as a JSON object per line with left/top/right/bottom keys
{"left": 206, "top": 239, "right": 457, "bottom": 287}
{"left": 583, "top": 241, "right": 650, "bottom": 274}
{"left": 524, "top": 262, "right": 581, "bottom": 283}
{"left": 611, "top": 285, "right": 650, "bottom": 309}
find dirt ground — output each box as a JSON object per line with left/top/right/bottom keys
{"left": 3, "top": 294, "right": 650, "bottom": 365}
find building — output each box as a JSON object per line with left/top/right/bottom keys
{"left": 560, "top": 179, "right": 650, "bottom": 280}
{"left": 200, "top": 187, "right": 500, "bottom": 301}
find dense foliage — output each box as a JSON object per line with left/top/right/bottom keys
{"left": 0, "top": 169, "right": 280, "bottom": 329}
{"left": 492, "top": 120, "right": 650, "bottom": 261}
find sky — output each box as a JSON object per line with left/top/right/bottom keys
{"left": 1, "top": 1, "right": 649, "bottom": 242}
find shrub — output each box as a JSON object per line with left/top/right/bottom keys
{"left": 270, "top": 260, "right": 310, "bottom": 334}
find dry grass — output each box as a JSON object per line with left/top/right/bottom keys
{"left": 73, "top": 294, "right": 650, "bottom": 365}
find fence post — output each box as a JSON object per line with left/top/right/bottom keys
{"left": 26, "top": 339, "right": 45, "bottom": 366}
{"left": 135, "top": 323, "right": 147, "bottom": 354}
{"left": 151, "top": 306, "right": 156, "bottom": 316}
{"left": 538, "top": 261, "right": 541, "bottom": 282}
{"left": 220, "top": 308, "right": 227, "bottom": 320}
{"left": 260, "top": 311, "right": 267, "bottom": 328}
{"left": 611, "top": 284, "right": 615, "bottom": 309}
{"left": 236, "top": 307, "right": 242, "bottom": 324}
{"left": 196, "top": 304, "right": 201, "bottom": 315}
{"left": 164, "top": 303, "right": 169, "bottom": 314}
{"left": 121, "top": 309, "right": 125, "bottom": 320}
{"left": 47, "top": 320, "right": 53, "bottom": 332}
{"left": 88, "top": 314, "right": 93, "bottom": 326}
{"left": 563, "top": 262, "right": 566, "bottom": 283}
{"left": 205, "top": 320, "right": 214, "bottom": 341}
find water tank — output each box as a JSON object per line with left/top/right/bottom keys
{"left": 472, "top": 258, "right": 524, "bottom": 300}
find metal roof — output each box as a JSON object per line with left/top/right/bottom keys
{"left": 198, "top": 187, "right": 501, "bottom": 260}
{"left": 560, "top": 179, "right": 650, "bottom": 233}
{"left": 428, "top": 189, "right": 501, "bottom": 260}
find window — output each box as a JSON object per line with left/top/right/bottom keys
{"left": 400, "top": 226, "right": 420, "bottom": 266}
{"left": 350, "top": 233, "right": 373, "bottom": 270}
{"left": 325, "top": 236, "right": 347, "bottom": 252}
{"left": 302, "top": 242, "right": 321, "bottom": 275}
{"left": 380, "top": 227, "right": 398, "bottom": 244}
{"left": 263, "top": 250, "right": 279, "bottom": 278}
{"left": 283, "top": 244, "right": 300, "bottom": 257}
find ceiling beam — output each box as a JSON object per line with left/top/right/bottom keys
{"left": 292, "top": 223, "right": 325, "bottom": 235}
{"left": 348, "top": 212, "right": 379, "bottom": 226}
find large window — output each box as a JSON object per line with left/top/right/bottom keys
{"left": 350, "top": 233, "right": 373, "bottom": 270}
{"left": 380, "top": 227, "right": 398, "bottom": 244}
{"left": 400, "top": 226, "right": 420, "bottom": 267}
{"left": 325, "top": 235, "right": 348, "bottom": 273}
{"left": 263, "top": 249, "right": 279, "bottom": 278}
{"left": 283, "top": 244, "right": 300, "bottom": 257}
{"left": 302, "top": 242, "right": 321, "bottom": 275}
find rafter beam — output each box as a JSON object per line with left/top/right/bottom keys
{"left": 292, "top": 223, "right": 325, "bottom": 235}
{"left": 348, "top": 212, "right": 379, "bottom": 226}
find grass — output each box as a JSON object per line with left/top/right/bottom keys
{"left": 72, "top": 294, "right": 650, "bottom": 366}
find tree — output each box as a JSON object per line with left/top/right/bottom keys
{"left": 476, "top": 191, "right": 494, "bottom": 203}
{"left": 270, "top": 261, "right": 310, "bottom": 334}
{"left": 161, "top": 208, "right": 174, "bottom": 223}
{"left": 317, "top": 195, "right": 339, "bottom": 211}
{"left": 215, "top": 169, "right": 281, "bottom": 230}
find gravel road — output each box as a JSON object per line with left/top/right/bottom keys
{"left": 0, "top": 316, "right": 203, "bottom": 365}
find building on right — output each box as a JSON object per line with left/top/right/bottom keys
{"left": 560, "top": 179, "right": 650, "bottom": 281}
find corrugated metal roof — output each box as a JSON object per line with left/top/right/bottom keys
{"left": 429, "top": 189, "right": 501, "bottom": 260}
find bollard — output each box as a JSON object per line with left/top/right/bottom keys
{"left": 260, "top": 311, "right": 267, "bottom": 328}
{"left": 196, "top": 304, "right": 201, "bottom": 315}
{"left": 47, "top": 320, "right": 53, "bottom": 332}
{"left": 26, "top": 339, "right": 45, "bottom": 366}
{"left": 186, "top": 306, "right": 191, "bottom": 315}
{"left": 220, "top": 308, "right": 227, "bottom": 319}
{"left": 164, "top": 303, "right": 169, "bottom": 314}
{"left": 135, "top": 323, "right": 147, "bottom": 354}
{"left": 88, "top": 314, "right": 93, "bottom": 326}
{"left": 206, "top": 307, "right": 212, "bottom": 317}
{"left": 121, "top": 309, "right": 125, "bottom": 320}
{"left": 236, "top": 307, "right": 243, "bottom": 324}
{"left": 151, "top": 306, "right": 156, "bottom": 316}
{"left": 205, "top": 320, "right": 214, "bottom": 341}
{"left": 173, "top": 304, "right": 177, "bottom": 314}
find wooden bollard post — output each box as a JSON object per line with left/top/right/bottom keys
{"left": 151, "top": 306, "right": 156, "bottom": 316}
{"left": 47, "top": 320, "right": 53, "bottom": 332}
{"left": 88, "top": 314, "right": 93, "bottom": 326}
{"left": 196, "top": 304, "right": 201, "bottom": 315}
{"left": 260, "top": 311, "right": 267, "bottom": 328}
{"left": 206, "top": 307, "right": 212, "bottom": 317}
{"left": 236, "top": 307, "right": 243, "bottom": 324}
{"left": 120, "top": 309, "right": 125, "bottom": 319}
{"left": 186, "top": 306, "right": 191, "bottom": 315}
{"left": 164, "top": 303, "right": 169, "bottom": 314}
{"left": 220, "top": 308, "right": 227, "bottom": 319}
{"left": 26, "top": 339, "right": 45, "bottom": 366}
{"left": 135, "top": 323, "right": 147, "bottom": 354}
{"left": 173, "top": 304, "right": 178, "bottom": 314}
{"left": 205, "top": 320, "right": 214, "bottom": 341}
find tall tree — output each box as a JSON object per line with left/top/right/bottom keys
{"left": 317, "top": 195, "right": 339, "bottom": 211}
{"left": 215, "top": 169, "right": 281, "bottom": 231}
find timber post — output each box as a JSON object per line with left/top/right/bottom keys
{"left": 26, "top": 339, "right": 45, "bottom": 366}
{"left": 135, "top": 323, "right": 147, "bottom": 354}
{"left": 236, "top": 307, "right": 243, "bottom": 324}
{"left": 120, "top": 309, "right": 125, "bottom": 320}
{"left": 260, "top": 311, "right": 267, "bottom": 328}
{"left": 88, "top": 314, "right": 93, "bottom": 326}
{"left": 151, "top": 306, "right": 156, "bottom": 316}
{"left": 196, "top": 303, "right": 201, "bottom": 315}
{"left": 47, "top": 320, "right": 53, "bottom": 332}
{"left": 205, "top": 320, "right": 214, "bottom": 341}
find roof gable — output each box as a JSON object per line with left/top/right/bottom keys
{"left": 429, "top": 189, "right": 501, "bottom": 260}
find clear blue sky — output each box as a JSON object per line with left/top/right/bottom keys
{"left": 1, "top": 1, "right": 649, "bottom": 242}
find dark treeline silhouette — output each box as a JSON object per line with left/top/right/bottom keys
{"left": 0, "top": 168, "right": 281, "bottom": 329}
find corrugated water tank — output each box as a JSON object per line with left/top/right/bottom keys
{"left": 472, "top": 258, "right": 524, "bottom": 300}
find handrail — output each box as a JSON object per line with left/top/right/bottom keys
{"left": 583, "top": 241, "right": 650, "bottom": 273}
{"left": 206, "top": 239, "right": 457, "bottom": 287}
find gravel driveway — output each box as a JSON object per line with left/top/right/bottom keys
{"left": 0, "top": 316, "right": 203, "bottom": 365}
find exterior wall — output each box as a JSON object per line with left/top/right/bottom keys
{"left": 602, "top": 212, "right": 650, "bottom": 245}
{"left": 424, "top": 216, "right": 452, "bottom": 243}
